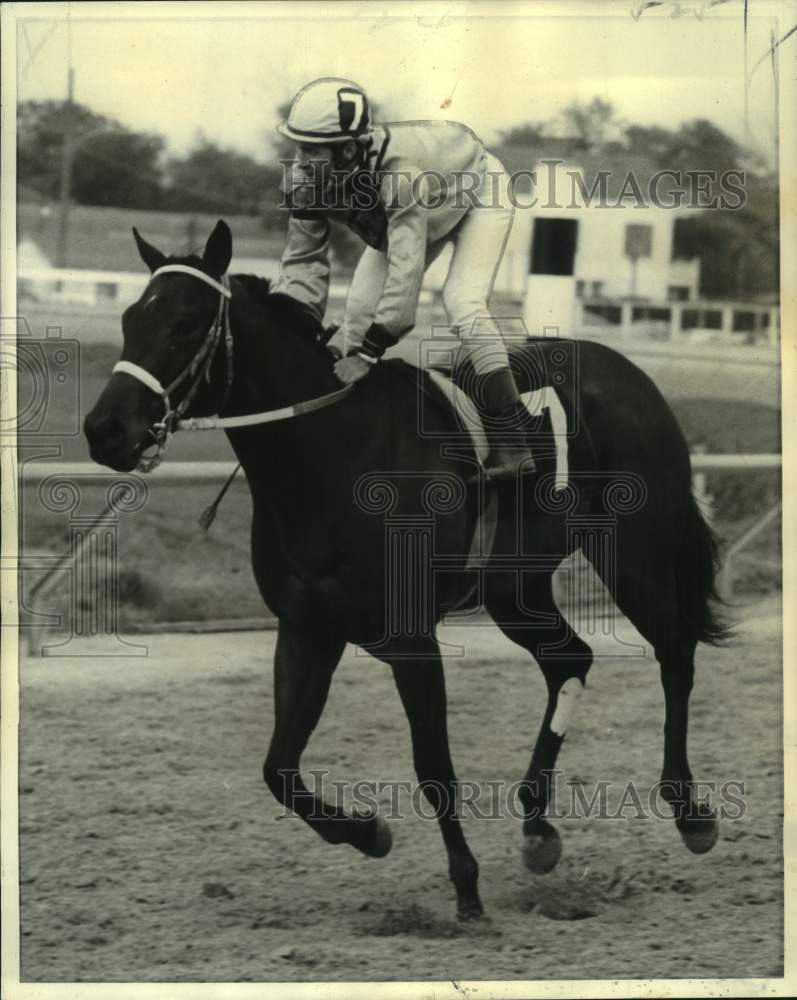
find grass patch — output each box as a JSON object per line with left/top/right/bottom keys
{"left": 19, "top": 203, "right": 284, "bottom": 272}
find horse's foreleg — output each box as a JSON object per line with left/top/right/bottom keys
{"left": 389, "top": 649, "right": 482, "bottom": 920}
{"left": 263, "top": 623, "right": 391, "bottom": 858}
{"left": 518, "top": 654, "right": 593, "bottom": 873}
{"left": 489, "top": 571, "right": 593, "bottom": 874}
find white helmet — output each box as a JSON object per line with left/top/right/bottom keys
{"left": 277, "top": 78, "right": 371, "bottom": 143}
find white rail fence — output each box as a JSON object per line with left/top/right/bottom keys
{"left": 574, "top": 297, "right": 779, "bottom": 347}
{"left": 17, "top": 266, "right": 432, "bottom": 309}
{"left": 17, "top": 266, "right": 776, "bottom": 348}
{"left": 17, "top": 453, "right": 783, "bottom": 484}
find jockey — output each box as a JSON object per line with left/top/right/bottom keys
{"left": 273, "top": 78, "right": 535, "bottom": 479}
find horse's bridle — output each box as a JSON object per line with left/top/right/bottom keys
{"left": 113, "top": 265, "right": 234, "bottom": 472}
{"left": 112, "top": 264, "right": 353, "bottom": 473}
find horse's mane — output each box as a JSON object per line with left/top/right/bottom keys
{"left": 162, "top": 255, "right": 332, "bottom": 363}
{"left": 232, "top": 272, "right": 334, "bottom": 365}
{"left": 232, "top": 272, "right": 272, "bottom": 306}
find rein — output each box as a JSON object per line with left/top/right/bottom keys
{"left": 112, "top": 265, "right": 353, "bottom": 472}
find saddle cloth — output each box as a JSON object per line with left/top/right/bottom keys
{"left": 425, "top": 368, "right": 570, "bottom": 492}
{"left": 409, "top": 366, "right": 571, "bottom": 587}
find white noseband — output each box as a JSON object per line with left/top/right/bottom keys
{"left": 112, "top": 359, "right": 168, "bottom": 398}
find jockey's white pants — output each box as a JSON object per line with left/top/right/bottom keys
{"left": 342, "top": 154, "right": 515, "bottom": 377}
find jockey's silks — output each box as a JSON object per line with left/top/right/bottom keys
{"left": 273, "top": 121, "right": 498, "bottom": 343}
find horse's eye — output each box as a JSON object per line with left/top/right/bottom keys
{"left": 172, "top": 318, "right": 198, "bottom": 338}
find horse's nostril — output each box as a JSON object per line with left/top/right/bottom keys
{"left": 104, "top": 418, "right": 127, "bottom": 448}
{"left": 89, "top": 416, "right": 128, "bottom": 452}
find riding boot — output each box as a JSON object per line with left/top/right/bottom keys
{"left": 477, "top": 368, "right": 536, "bottom": 480}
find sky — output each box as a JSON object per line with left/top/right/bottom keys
{"left": 14, "top": 0, "right": 786, "bottom": 164}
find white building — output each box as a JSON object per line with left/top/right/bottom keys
{"left": 424, "top": 141, "right": 701, "bottom": 336}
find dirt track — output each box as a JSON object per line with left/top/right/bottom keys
{"left": 19, "top": 596, "right": 783, "bottom": 983}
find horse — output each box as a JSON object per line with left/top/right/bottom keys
{"left": 84, "top": 220, "right": 728, "bottom": 920}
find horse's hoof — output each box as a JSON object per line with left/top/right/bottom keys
{"left": 367, "top": 815, "right": 393, "bottom": 858}
{"left": 354, "top": 810, "right": 392, "bottom": 858}
{"left": 457, "top": 898, "right": 485, "bottom": 921}
{"left": 522, "top": 822, "right": 562, "bottom": 874}
{"left": 677, "top": 809, "right": 719, "bottom": 855}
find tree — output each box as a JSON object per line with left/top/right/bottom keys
{"left": 624, "top": 124, "right": 679, "bottom": 167}
{"left": 500, "top": 121, "right": 548, "bottom": 146}
{"left": 164, "top": 134, "right": 281, "bottom": 214}
{"left": 18, "top": 100, "right": 100, "bottom": 199}
{"left": 674, "top": 174, "right": 778, "bottom": 298}
{"left": 17, "top": 99, "right": 164, "bottom": 208}
{"left": 625, "top": 117, "right": 777, "bottom": 299}
{"left": 71, "top": 131, "right": 164, "bottom": 209}
{"left": 626, "top": 118, "right": 746, "bottom": 175}
{"left": 560, "top": 97, "right": 622, "bottom": 150}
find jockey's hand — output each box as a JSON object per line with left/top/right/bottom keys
{"left": 334, "top": 355, "right": 373, "bottom": 385}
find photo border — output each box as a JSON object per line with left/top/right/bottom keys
{"left": 2, "top": 2, "right": 794, "bottom": 997}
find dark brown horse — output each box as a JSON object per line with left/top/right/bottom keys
{"left": 84, "top": 221, "right": 728, "bottom": 919}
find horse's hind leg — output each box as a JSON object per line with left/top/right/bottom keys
{"left": 596, "top": 553, "right": 719, "bottom": 855}
{"left": 657, "top": 631, "right": 718, "bottom": 853}
{"left": 488, "top": 569, "right": 594, "bottom": 874}
{"left": 386, "top": 640, "right": 482, "bottom": 919}
{"left": 263, "top": 621, "right": 391, "bottom": 859}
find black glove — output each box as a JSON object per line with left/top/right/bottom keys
{"left": 358, "top": 322, "right": 399, "bottom": 361}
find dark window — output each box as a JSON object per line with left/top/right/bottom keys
{"left": 732, "top": 311, "right": 756, "bottom": 332}
{"left": 591, "top": 280, "right": 604, "bottom": 298}
{"left": 632, "top": 306, "right": 671, "bottom": 322}
{"left": 530, "top": 218, "right": 578, "bottom": 276}
{"left": 682, "top": 308, "right": 722, "bottom": 330}
{"left": 584, "top": 303, "right": 621, "bottom": 325}
{"left": 672, "top": 217, "right": 693, "bottom": 260}
{"left": 667, "top": 285, "right": 690, "bottom": 302}
{"left": 575, "top": 280, "right": 585, "bottom": 298}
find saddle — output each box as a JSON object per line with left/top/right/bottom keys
{"left": 388, "top": 359, "right": 570, "bottom": 493}
{"left": 379, "top": 360, "right": 567, "bottom": 593}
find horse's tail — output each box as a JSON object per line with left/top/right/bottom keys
{"left": 676, "top": 493, "right": 734, "bottom": 646}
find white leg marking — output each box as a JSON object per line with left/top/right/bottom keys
{"left": 549, "top": 676, "right": 583, "bottom": 736}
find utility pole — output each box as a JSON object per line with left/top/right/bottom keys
{"left": 629, "top": 253, "right": 639, "bottom": 299}
{"left": 56, "top": 66, "right": 75, "bottom": 268}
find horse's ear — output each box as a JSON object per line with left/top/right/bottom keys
{"left": 202, "top": 220, "right": 233, "bottom": 278}
{"left": 132, "top": 227, "right": 166, "bottom": 273}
